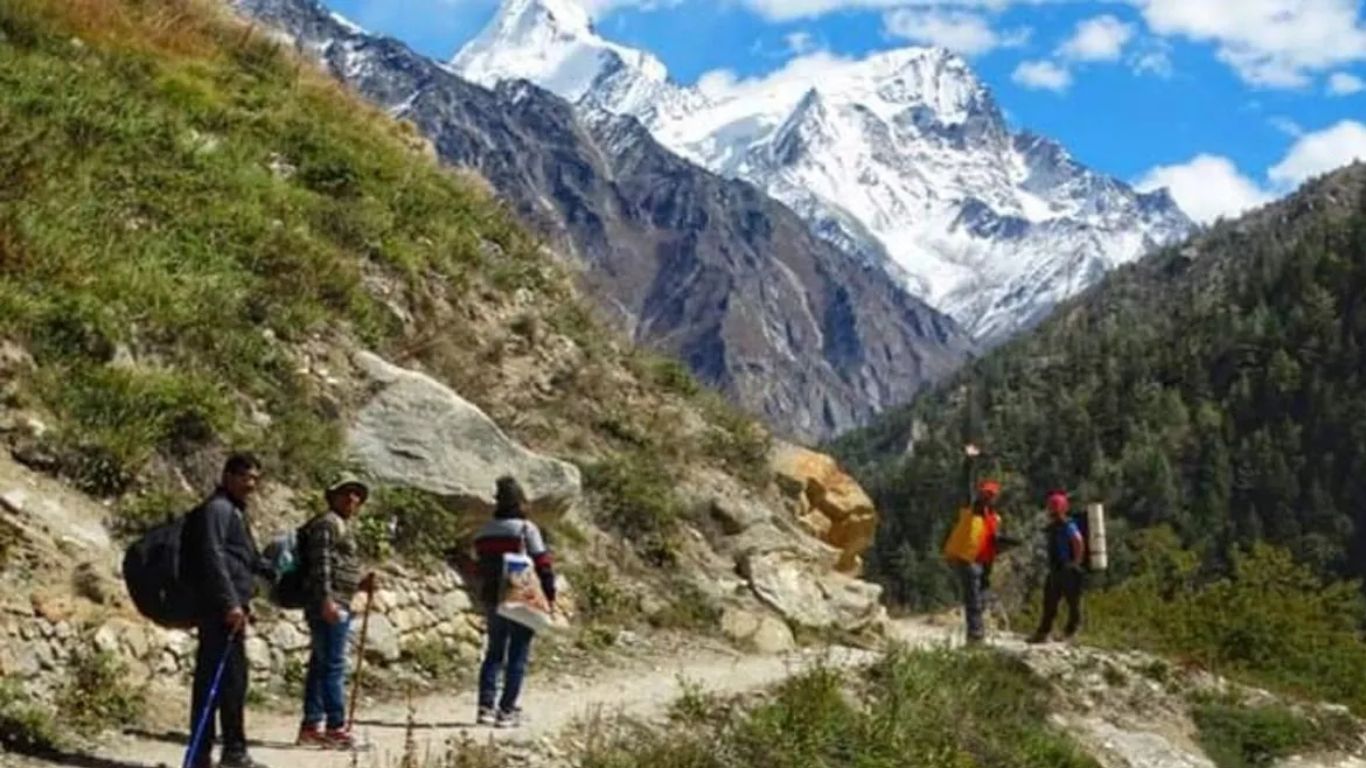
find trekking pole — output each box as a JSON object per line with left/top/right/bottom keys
{"left": 183, "top": 630, "right": 238, "bottom": 768}
{"left": 346, "top": 585, "right": 375, "bottom": 732}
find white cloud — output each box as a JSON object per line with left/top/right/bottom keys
{"left": 1129, "top": 42, "right": 1173, "bottom": 77}
{"left": 1268, "top": 120, "right": 1366, "bottom": 187}
{"left": 694, "top": 50, "right": 857, "bottom": 100}
{"left": 1138, "top": 120, "right": 1366, "bottom": 224}
{"left": 1058, "top": 14, "right": 1134, "bottom": 61}
{"left": 1136, "top": 154, "right": 1273, "bottom": 224}
{"left": 1328, "top": 71, "right": 1365, "bottom": 94}
{"left": 1268, "top": 116, "right": 1305, "bottom": 137}
{"left": 785, "top": 31, "right": 817, "bottom": 54}
{"left": 884, "top": 9, "right": 1029, "bottom": 56}
{"left": 737, "top": 0, "right": 1047, "bottom": 23}
{"left": 1133, "top": 0, "right": 1366, "bottom": 88}
{"left": 1012, "top": 59, "right": 1072, "bottom": 92}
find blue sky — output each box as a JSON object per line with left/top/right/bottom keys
{"left": 325, "top": 0, "right": 1366, "bottom": 223}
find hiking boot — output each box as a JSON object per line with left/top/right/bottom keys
{"left": 296, "top": 723, "right": 328, "bottom": 747}
{"left": 324, "top": 727, "right": 355, "bottom": 750}
{"left": 495, "top": 709, "right": 522, "bottom": 729}
{"left": 220, "top": 753, "right": 270, "bottom": 768}
{"left": 476, "top": 707, "right": 497, "bottom": 726}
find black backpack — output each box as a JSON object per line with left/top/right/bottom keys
{"left": 265, "top": 517, "right": 320, "bottom": 610}
{"left": 123, "top": 513, "right": 199, "bottom": 629}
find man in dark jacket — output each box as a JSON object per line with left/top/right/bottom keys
{"left": 297, "top": 475, "right": 375, "bottom": 749}
{"left": 1028, "top": 491, "right": 1086, "bottom": 644}
{"left": 184, "top": 453, "right": 267, "bottom": 768}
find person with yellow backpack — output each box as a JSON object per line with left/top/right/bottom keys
{"left": 942, "top": 446, "right": 1019, "bottom": 644}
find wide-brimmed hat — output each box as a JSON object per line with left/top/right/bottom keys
{"left": 326, "top": 474, "right": 370, "bottom": 502}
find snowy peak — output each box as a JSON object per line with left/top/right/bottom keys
{"left": 452, "top": 0, "right": 670, "bottom": 102}
{"left": 451, "top": 1, "right": 1194, "bottom": 342}
{"left": 494, "top": 0, "right": 595, "bottom": 37}
{"left": 860, "top": 47, "right": 992, "bottom": 126}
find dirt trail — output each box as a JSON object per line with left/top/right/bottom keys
{"left": 81, "top": 621, "right": 958, "bottom": 768}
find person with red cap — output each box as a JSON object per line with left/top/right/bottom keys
{"left": 1028, "top": 491, "right": 1086, "bottom": 644}
{"left": 945, "top": 468, "right": 1007, "bottom": 644}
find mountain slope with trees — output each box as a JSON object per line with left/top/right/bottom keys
{"left": 832, "top": 163, "right": 1366, "bottom": 607}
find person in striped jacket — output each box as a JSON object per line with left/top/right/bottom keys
{"left": 474, "top": 476, "right": 556, "bottom": 728}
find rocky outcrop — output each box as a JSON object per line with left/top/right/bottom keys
{"left": 719, "top": 606, "right": 795, "bottom": 654}
{"left": 741, "top": 551, "right": 884, "bottom": 632}
{"left": 770, "top": 443, "right": 877, "bottom": 574}
{"left": 348, "top": 352, "right": 581, "bottom": 513}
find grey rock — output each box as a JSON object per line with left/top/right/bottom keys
{"left": 245, "top": 636, "right": 272, "bottom": 673}
{"left": 744, "top": 551, "right": 882, "bottom": 630}
{"left": 360, "top": 614, "right": 401, "bottom": 663}
{"left": 266, "top": 622, "right": 308, "bottom": 652}
{"left": 433, "top": 590, "right": 473, "bottom": 620}
{"left": 348, "top": 352, "right": 582, "bottom": 513}
{"left": 751, "top": 615, "right": 797, "bottom": 654}
{"left": 1, "top": 643, "right": 42, "bottom": 677}
{"left": 710, "top": 497, "right": 772, "bottom": 535}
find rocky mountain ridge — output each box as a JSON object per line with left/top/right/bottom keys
{"left": 238, "top": 0, "right": 973, "bottom": 440}
{"left": 453, "top": 0, "right": 1195, "bottom": 341}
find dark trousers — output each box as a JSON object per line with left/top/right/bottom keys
{"left": 190, "top": 619, "right": 249, "bottom": 764}
{"left": 1035, "top": 568, "right": 1084, "bottom": 637}
{"left": 478, "top": 614, "right": 535, "bottom": 713}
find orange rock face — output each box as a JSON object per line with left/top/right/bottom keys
{"left": 770, "top": 444, "right": 878, "bottom": 574}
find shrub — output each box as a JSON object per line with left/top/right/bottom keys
{"left": 574, "top": 648, "right": 1097, "bottom": 768}
{"left": 363, "top": 487, "right": 467, "bottom": 561}
{"left": 113, "top": 487, "right": 197, "bottom": 538}
{"left": 403, "top": 636, "right": 469, "bottom": 685}
{"left": 1082, "top": 531, "right": 1366, "bottom": 714}
{"left": 56, "top": 644, "right": 146, "bottom": 737}
{"left": 698, "top": 394, "right": 771, "bottom": 488}
{"left": 581, "top": 454, "right": 683, "bottom": 566}
{"left": 567, "top": 563, "right": 639, "bottom": 627}
{"left": 0, "top": 679, "right": 61, "bottom": 753}
{"left": 1191, "top": 696, "right": 1357, "bottom": 768}
{"left": 648, "top": 580, "right": 722, "bottom": 632}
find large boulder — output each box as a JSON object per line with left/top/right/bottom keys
{"left": 769, "top": 443, "right": 877, "bottom": 573}
{"left": 742, "top": 551, "right": 883, "bottom": 632}
{"left": 348, "top": 352, "right": 581, "bottom": 513}
{"left": 720, "top": 606, "right": 796, "bottom": 654}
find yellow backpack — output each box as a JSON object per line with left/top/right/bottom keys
{"left": 942, "top": 507, "right": 984, "bottom": 564}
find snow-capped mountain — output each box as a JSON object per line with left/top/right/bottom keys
{"left": 453, "top": 0, "right": 1194, "bottom": 342}
{"left": 232, "top": 0, "right": 974, "bottom": 441}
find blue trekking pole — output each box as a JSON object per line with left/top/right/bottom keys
{"left": 183, "top": 631, "right": 238, "bottom": 768}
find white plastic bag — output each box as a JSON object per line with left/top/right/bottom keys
{"left": 496, "top": 552, "right": 556, "bottom": 633}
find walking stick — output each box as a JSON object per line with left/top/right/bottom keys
{"left": 183, "top": 630, "right": 238, "bottom": 768}
{"left": 346, "top": 585, "right": 375, "bottom": 732}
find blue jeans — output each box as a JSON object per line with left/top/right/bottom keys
{"left": 304, "top": 613, "right": 352, "bottom": 729}
{"left": 478, "top": 614, "right": 534, "bottom": 713}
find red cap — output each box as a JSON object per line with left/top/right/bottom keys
{"left": 1046, "top": 492, "right": 1069, "bottom": 513}
{"left": 977, "top": 480, "right": 1001, "bottom": 501}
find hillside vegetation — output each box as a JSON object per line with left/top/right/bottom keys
{"left": 0, "top": 0, "right": 767, "bottom": 548}
{"left": 832, "top": 165, "right": 1366, "bottom": 708}
{"left": 576, "top": 648, "right": 1098, "bottom": 768}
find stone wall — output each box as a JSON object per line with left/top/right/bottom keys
{"left": 0, "top": 565, "right": 484, "bottom": 700}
